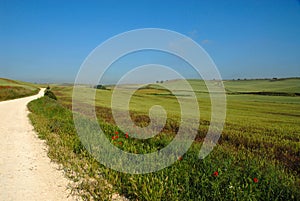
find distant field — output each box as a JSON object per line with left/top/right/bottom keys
{"left": 28, "top": 78, "right": 300, "bottom": 200}
{"left": 0, "top": 78, "right": 39, "bottom": 101}
{"left": 224, "top": 78, "right": 300, "bottom": 94}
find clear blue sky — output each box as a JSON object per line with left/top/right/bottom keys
{"left": 1, "top": 0, "right": 300, "bottom": 83}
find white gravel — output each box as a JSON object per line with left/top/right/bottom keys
{"left": 0, "top": 89, "right": 79, "bottom": 201}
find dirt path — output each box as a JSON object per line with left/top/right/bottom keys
{"left": 0, "top": 89, "right": 78, "bottom": 201}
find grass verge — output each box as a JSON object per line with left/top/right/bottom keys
{"left": 0, "top": 86, "right": 39, "bottom": 101}
{"left": 0, "top": 78, "right": 39, "bottom": 101}
{"left": 28, "top": 96, "right": 300, "bottom": 200}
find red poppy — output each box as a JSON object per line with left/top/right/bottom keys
{"left": 115, "top": 136, "right": 119, "bottom": 139}
{"left": 115, "top": 131, "right": 119, "bottom": 135}
{"left": 119, "top": 142, "right": 122, "bottom": 145}
{"left": 213, "top": 171, "right": 219, "bottom": 177}
{"left": 253, "top": 178, "right": 258, "bottom": 183}
{"left": 125, "top": 134, "right": 129, "bottom": 138}
{"left": 178, "top": 156, "right": 183, "bottom": 161}
{"left": 112, "top": 136, "right": 115, "bottom": 140}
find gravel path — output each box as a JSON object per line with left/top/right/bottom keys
{"left": 0, "top": 89, "right": 78, "bottom": 201}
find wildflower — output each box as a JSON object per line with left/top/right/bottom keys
{"left": 213, "top": 171, "right": 219, "bottom": 177}
{"left": 253, "top": 178, "right": 258, "bottom": 183}
{"left": 115, "top": 131, "right": 119, "bottom": 135}
{"left": 119, "top": 142, "right": 122, "bottom": 145}
{"left": 115, "top": 136, "right": 119, "bottom": 139}
{"left": 125, "top": 133, "right": 129, "bottom": 138}
{"left": 112, "top": 136, "right": 115, "bottom": 140}
{"left": 178, "top": 156, "right": 183, "bottom": 161}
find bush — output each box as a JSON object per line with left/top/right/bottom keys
{"left": 95, "top": 84, "right": 107, "bottom": 90}
{"left": 44, "top": 89, "right": 57, "bottom": 100}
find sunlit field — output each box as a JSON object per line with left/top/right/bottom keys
{"left": 0, "top": 78, "right": 39, "bottom": 101}
{"left": 28, "top": 78, "right": 300, "bottom": 200}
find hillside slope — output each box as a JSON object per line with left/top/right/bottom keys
{"left": 0, "top": 78, "right": 39, "bottom": 101}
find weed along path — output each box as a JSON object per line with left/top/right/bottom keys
{"left": 0, "top": 89, "right": 78, "bottom": 201}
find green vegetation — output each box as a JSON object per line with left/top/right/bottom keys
{"left": 225, "top": 78, "right": 300, "bottom": 93}
{"left": 95, "top": 84, "right": 107, "bottom": 90}
{"left": 44, "top": 87, "right": 57, "bottom": 100}
{"left": 28, "top": 78, "right": 300, "bottom": 200}
{"left": 0, "top": 78, "right": 39, "bottom": 101}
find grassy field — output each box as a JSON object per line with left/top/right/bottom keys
{"left": 28, "top": 78, "right": 300, "bottom": 200}
{"left": 0, "top": 78, "right": 39, "bottom": 101}
{"left": 224, "top": 78, "right": 300, "bottom": 94}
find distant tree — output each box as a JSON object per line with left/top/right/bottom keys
{"left": 160, "top": 80, "right": 164, "bottom": 83}
{"left": 237, "top": 78, "right": 241, "bottom": 81}
{"left": 95, "top": 84, "right": 106, "bottom": 90}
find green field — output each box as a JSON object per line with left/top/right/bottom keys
{"left": 0, "top": 78, "right": 39, "bottom": 101}
{"left": 28, "top": 78, "right": 300, "bottom": 200}
{"left": 225, "top": 78, "right": 300, "bottom": 94}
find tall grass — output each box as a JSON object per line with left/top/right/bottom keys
{"left": 0, "top": 78, "right": 39, "bottom": 101}
{"left": 0, "top": 86, "right": 39, "bottom": 101}
{"left": 28, "top": 95, "right": 300, "bottom": 200}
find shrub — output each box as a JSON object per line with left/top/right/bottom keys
{"left": 44, "top": 89, "right": 57, "bottom": 100}
{"left": 95, "top": 84, "right": 107, "bottom": 90}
